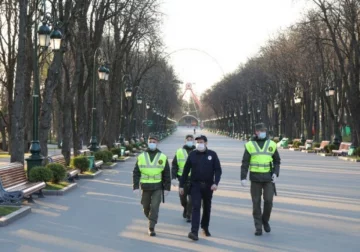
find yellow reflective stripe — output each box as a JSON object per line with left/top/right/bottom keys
{"left": 141, "top": 174, "right": 162, "bottom": 180}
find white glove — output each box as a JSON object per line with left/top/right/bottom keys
{"left": 179, "top": 188, "right": 184, "bottom": 195}
{"left": 133, "top": 189, "right": 140, "bottom": 196}
{"left": 211, "top": 184, "right": 218, "bottom": 191}
{"left": 164, "top": 190, "right": 170, "bottom": 196}
{"left": 171, "top": 179, "right": 179, "bottom": 187}
{"left": 241, "top": 180, "right": 247, "bottom": 187}
{"left": 272, "top": 174, "right": 277, "bottom": 183}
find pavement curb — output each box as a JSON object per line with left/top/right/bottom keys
{"left": 42, "top": 183, "right": 78, "bottom": 196}
{"left": 117, "top": 157, "right": 130, "bottom": 162}
{"left": 0, "top": 206, "right": 31, "bottom": 227}
{"left": 102, "top": 163, "right": 117, "bottom": 169}
{"left": 301, "top": 150, "right": 316, "bottom": 153}
{"left": 317, "top": 153, "right": 332, "bottom": 156}
{"left": 338, "top": 156, "right": 360, "bottom": 162}
{"left": 78, "top": 170, "right": 103, "bottom": 179}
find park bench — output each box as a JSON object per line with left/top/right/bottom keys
{"left": 78, "top": 149, "right": 103, "bottom": 169}
{"left": 314, "top": 141, "right": 330, "bottom": 153}
{"left": 0, "top": 162, "right": 46, "bottom": 203}
{"left": 47, "top": 154, "right": 80, "bottom": 182}
{"left": 99, "top": 145, "right": 118, "bottom": 161}
{"left": 288, "top": 138, "right": 301, "bottom": 148}
{"left": 332, "top": 142, "right": 351, "bottom": 156}
{"left": 299, "top": 139, "right": 313, "bottom": 150}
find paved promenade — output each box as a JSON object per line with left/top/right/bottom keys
{"left": 0, "top": 127, "right": 359, "bottom": 251}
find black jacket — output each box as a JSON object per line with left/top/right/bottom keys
{"left": 171, "top": 145, "right": 196, "bottom": 180}
{"left": 180, "top": 148, "right": 222, "bottom": 187}
{"left": 133, "top": 148, "right": 171, "bottom": 191}
{"left": 240, "top": 137, "right": 281, "bottom": 182}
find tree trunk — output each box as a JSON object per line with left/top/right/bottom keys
{"left": 10, "top": 0, "right": 28, "bottom": 163}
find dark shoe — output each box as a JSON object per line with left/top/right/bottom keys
{"left": 186, "top": 217, "right": 191, "bottom": 223}
{"left": 202, "top": 228, "right": 211, "bottom": 237}
{"left": 263, "top": 221, "right": 271, "bottom": 233}
{"left": 148, "top": 228, "right": 156, "bottom": 236}
{"left": 255, "top": 230, "right": 262, "bottom": 236}
{"left": 183, "top": 208, "right": 186, "bottom": 218}
{"left": 188, "top": 232, "right": 199, "bottom": 241}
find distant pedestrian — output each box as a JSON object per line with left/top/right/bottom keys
{"left": 133, "top": 135, "right": 171, "bottom": 236}
{"left": 180, "top": 135, "right": 222, "bottom": 241}
{"left": 240, "top": 123, "right": 281, "bottom": 236}
{"left": 171, "top": 134, "right": 196, "bottom": 222}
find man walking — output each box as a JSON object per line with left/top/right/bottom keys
{"left": 133, "top": 135, "right": 171, "bottom": 236}
{"left": 240, "top": 123, "right": 281, "bottom": 236}
{"left": 180, "top": 135, "right": 222, "bottom": 241}
{"left": 171, "top": 134, "right": 196, "bottom": 222}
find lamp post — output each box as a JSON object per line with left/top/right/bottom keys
{"left": 326, "top": 86, "right": 341, "bottom": 148}
{"left": 123, "top": 75, "right": 132, "bottom": 141}
{"left": 294, "top": 84, "right": 305, "bottom": 145}
{"left": 89, "top": 53, "right": 109, "bottom": 152}
{"left": 26, "top": 1, "right": 63, "bottom": 177}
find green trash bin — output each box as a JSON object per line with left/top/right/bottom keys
{"left": 87, "top": 156, "right": 95, "bottom": 169}
{"left": 280, "top": 138, "right": 289, "bottom": 148}
{"left": 120, "top": 147, "right": 126, "bottom": 156}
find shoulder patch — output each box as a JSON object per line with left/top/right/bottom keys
{"left": 208, "top": 155, "right": 212, "bottom": 160}
{"left": 158, "top": 159, "right": 163, "bottom": 165}
{"left": 268, "top": 147, "right": 273, "bottom": 152}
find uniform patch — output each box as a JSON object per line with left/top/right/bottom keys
{"left": 208, "top": 155, "right": 212, "bottom": 160}
{"left": 158, "top": 160, "right": 163, "bottom": 165}
{"left": 268, "top": 147, "right": 273, "bottom": 152}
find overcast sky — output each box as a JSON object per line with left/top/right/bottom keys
{"left": 160, "top": 0, "right": 312, "bottom": 97}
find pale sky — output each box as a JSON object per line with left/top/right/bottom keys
{"left": 160, "top": 0, "right": 311, "bottom": 98}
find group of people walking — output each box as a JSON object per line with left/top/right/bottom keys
{"left": 132, "top": 123, "right": 281, "bottom": 240}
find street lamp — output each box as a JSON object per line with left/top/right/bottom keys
{"left": 49, "top": 28, "right": 63, "bottom": 50}
{"left": 89, "top": 50, "right": 110, "bottom": 152}
{"left": 146, "top": 103, "right": 150, "bottom": 109}
{"left": 27, "top": 1, "right": 64, "bottom": 177}
{"left": 294, "top": 83, "right": 305, "bottom": 144}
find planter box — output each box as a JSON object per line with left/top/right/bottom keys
{"left": 289, "top": 148, "right": 300, "bottom": 151}
{"left": 78, "top": 170, "right": 103, "bottom": 179}
{"left": 102, "top": 163, "right": 117, "bottom": 169}
{"left": 43, "top": 183, "right": 78, "bottom": 196}
{"left": 338, "top": 156, "right": 360, "bottom": 162}
{"left": 317, "top": 153, "right": 333, "bottom": 157}
{"left": 118, "top": 157, "right": 130, "bottom": 162}
{"left": 129, "top": 152, "right": 137, "bottom": 157}
{"left": 0, "top": 206, "right": 31, "bottom": 227}
{"left": 301, "top": 150, "right": 316, "bottom": 153}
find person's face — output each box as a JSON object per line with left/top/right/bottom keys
{"left": 148, "top": 139, "right": 158, "bottom": 144}
{"left": 186, "top": 137, "right": 194, "bottom": 143}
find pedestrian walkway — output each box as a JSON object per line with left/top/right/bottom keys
{"left": 0, "top": 127, "right": 359, "bottom": 251}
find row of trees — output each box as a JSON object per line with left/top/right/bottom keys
{"left": 0, "top": 0, "right": 181, "bottom": 163}
{"left": 201, "top": 0, "right": 360, "bottom": 146}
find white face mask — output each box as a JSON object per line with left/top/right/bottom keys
{"left": 148, "top": 143, "right": 157, "bottom": 150}
{"left": 186, "top": 141, "right": 194, "bottom": 147}
{"left": 196, "top": 143, "right": 205, "bottom": 151}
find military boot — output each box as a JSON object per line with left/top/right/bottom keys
{"left": 188, "top": 232, "right": 199, "bottom": 241}
{"left": 263, "top": 221, "right": 271, "bottom": 233}
{"left": 202, "top": 228, "right": 211, "bottom": 237}
{"left": 148, "top": 228, "right": 156, "bottom": 236}
{"left": 255, "top": 229, "right": 262, "bottom": 236}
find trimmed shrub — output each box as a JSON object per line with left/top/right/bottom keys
{"left": 293, "top": 141, "right": 301, "bottom": 148}
{"left": 313, "top": 142, "right": 321, "bottom": 148}
{"left": 46, "top": 163, "right": 66, "bottom": 183}
{"left": 354, "top": 147, "right": 360, "bottom": 157}
{"left": 102, "top": 150, "right": 113, "bottom": 163}
{"left": 29, "top": 166, "right": 53, "bottom": 183}
{"left": 111, "top": 148, "right": 121, "bottom": 156}
{"left": 73, "top": 156, "right": 90, "bottom": 173}
{"left": 325, "top": 144, "right": 337, "bottom": 153}
{"left": 94, "top": 151, "right": 105, "bottom": 161}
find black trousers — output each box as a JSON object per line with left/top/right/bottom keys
{"left": 179, "top": 182, "right": 192, "bottom": 218}
{"left": 190, "top": 182, "right": 213, "bottom": 234}
{"left": 251, "top": 181, "right": 274, "bottom": 230}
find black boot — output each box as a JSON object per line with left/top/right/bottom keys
{"left": 148, "top": 228, "right": 156, "bottom": 236}
{"left": 202, "top": 228, "right": 211, "bottom": 237}
{"left": 183, "top": 208, "right": 186, "bottom": 218}
{"left": 255, "top": 230, "right": 262, "bottom": 236}
{"left": 263, "top": 221, "right": 271, "bottom": 233}
{"left": 186, "top": 217, "right": 191, "bottom": 223}
{"left": 188, "top": 232, "right": 199, "bottom": 241}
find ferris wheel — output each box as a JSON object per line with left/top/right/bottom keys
{"left": 180, "top": 83, "right": 202, "bottom": 121}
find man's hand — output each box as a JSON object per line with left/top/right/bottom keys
{"left": 179, "top": 188, "right": 184, "bottom": 195}
{"left": 272, "top": 174, "right": 277, "bottom": 183}
{"left": 133, "top": 189, "right": 140, "bottom": 196}
{"left": 164, "top": 190, "right": 170, "bottom": 196}
{"left": 171, "top": 179, "right": 179, "bottom": 187}
{"left": 211, "top": 184, "right": 218, "bottom": 191}
{"left": 241, "top": 180, "right": 247, "bottom": 187}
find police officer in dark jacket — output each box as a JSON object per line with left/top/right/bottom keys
{"left": 171, "top": 134, "right": 196, "bottom": 222}
{"left": 180, "top": 135, "right": 222, "bottom": 241}
{"left": 241, "top": 123, "right": 281, "bottom": 236}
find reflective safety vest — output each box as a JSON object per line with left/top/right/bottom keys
{"left": 176, "top": 148, "right": 189, "bottom": 176}
{"left": 245, "top": 140, "right": 277, "bottom": 173}
{"left": 138, "top": 152, "right": 167, "bottom": 183}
